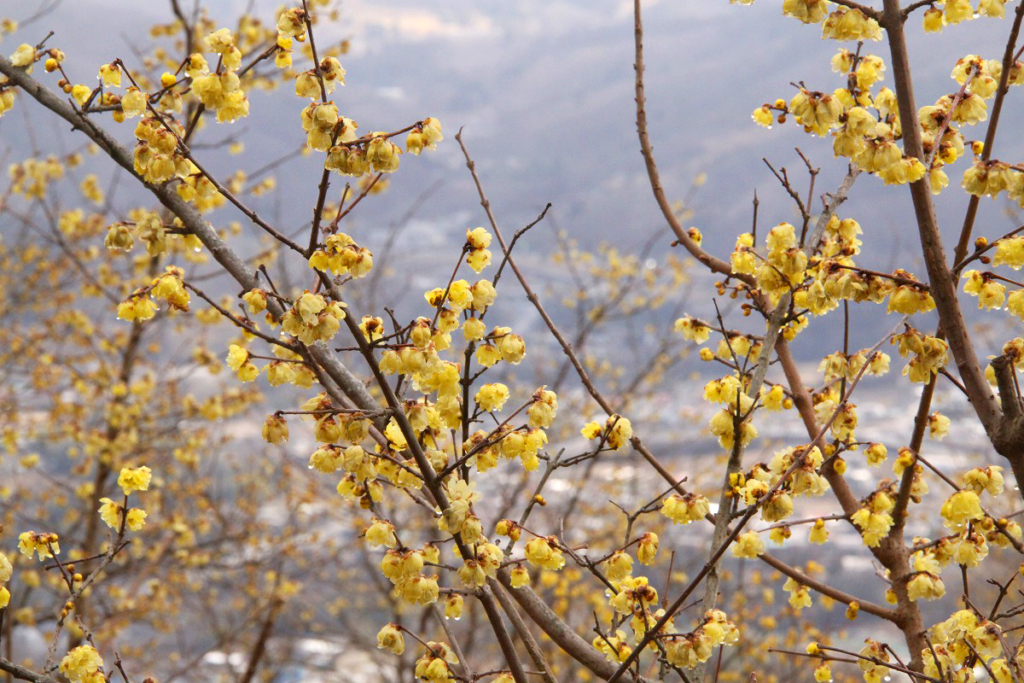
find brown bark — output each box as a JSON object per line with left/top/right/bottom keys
{"left": 880, "top": 1, "right": 1024, "bottom": 471}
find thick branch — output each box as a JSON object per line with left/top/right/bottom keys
{"left": 490, "top": 581, "right": 560, "bottom": 683}
{"left": 992, "top": 355, "right": 1022, "bottom": 421}
{"left": 954, "top": 1, "right": 1024, "bottom": 261}
{"left": 496, "top": 569, "right": 653, "bottom": 683}
{"left": 880, "top": 1, "right": 1003, "bottom": 439}
{"left": 0, "top": 660, "right": 56, "bottom": 683}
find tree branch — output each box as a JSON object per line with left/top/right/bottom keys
{"left": 880, "top": 0, "right": 1005, "bottom": 445}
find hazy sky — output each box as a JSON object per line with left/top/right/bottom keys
{"left": 2, "top": 0, "right": 1020, "bottom": 353}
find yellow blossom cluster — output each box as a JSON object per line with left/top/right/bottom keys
{"left": 923, "top": 609, "right": 1015, "bottom": 682}
{"left": 524, "top": 536, "right": 565, "bottom": 571}
{"left": 663, "top": 610, "right": 740, "bottom": 668}
{"left": 17, "top": 530, "right": 60, "bottom": 560}
{"left": 60, "top": 645, "right": 105, "bottom": 683}
{"left": 381, "top": 547, "right": 439, "bottom": 605}
{"left": 280, "top": 291, "right": 346, "bottom": 344}
{"left": 581, "top": 413, "right": 633, "bottom": 450}
{"left": 851, "top": 488, "right": 895, "bottom": 547}
{"left": 414, "top": 641, "right": 460, "bottom": 683}
{"left": 406, "top": 117, "right": 444, "bottom": 156}
{"left": 12, "top": 1, "right": 1024, "bottom": 680}
{"left": 189, "top": 31, "right": 249, "bottom": 122}
{"left": 308, "top": 233, "right": 373, "bottom": 277}
{"left": 661, "top": 493, "right": 710, "bottom": 525}
{"left": 893, "top": 327, "right": 950, "bottom": 383}
{"left": 465, "top": 226, "right": 492, "bottom": 273}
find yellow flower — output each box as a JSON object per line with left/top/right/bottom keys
{"left": 709, "top": 409, "right": 757, "bottom": 450}
{"left": 762, "top": 384, "right": 786, "bottom": 411}
{"left": 0, "top": 88, "right": 15, "bottom": 117}
{"left": 952, "top": 93, "right": 988, "bottom": 125}
{"left": 401, "top": 573, "right": 440, "bottom": 605}
{"left": 993, "top": 660, "right": 1015, "bottom": 683}
{"left": 809, "top": 519, "right": 829, "bottom": 544}
{"left": 294, "top": 72, "right": 320, "bottom": 99}
{"left": 993, "top": 236, "right": 1024, "bottom": 269}
{"left": 940, "top": 490, "right": 983, "bottom": 531}
{"left": 923, "top": 7, "right": 944, "bottom": 32}
{"left": 0, "top": 552, "right": 11, "bottom": 583}
{"left": 18, "top": 531, "right": 59, "bottom": 559}
{"left": 963, "top": 466, "right": 1004, "bottom": 496}
{"left": 851, "top": 494, "right": 894, "bottom": 547}
{"left": 262, "top": 415, "right": 289, "bottom": 444}
{"left": 243, "top": 289, "right": 268, "bottom": 313}
{"left": 782, "top": 0, "right": 827, "bottom": 23}
{"left": 822, "top": 8, "right": 882, "bottom": 41}
{"left": 609, "top": 576, "right": 658, "bottom": 614}
{"left": 470, "top": 280, "right": 497, "bottom": 312}
{"left": 466, "top": 227, "right": 491, "bottom": 250}
{"left": 731, "top": 531, "right": 764, "bottom": 559}
{"left": 60, "top": 645, "right": 104, "bottom": 683}
{"left": 366, "top": 136, "right": 401, "bottom": 173}
{"left": 674, "top": 316, "right": 711, "bottom": 343}
{"left": 98, "top": 62, "right": 121, "bottom": 87}
{"left": 978, "top": 0, "right": 1008, "bottom": 17}
{"left": 510, "top": 565, "right": 530, "bottom": 588}
{"left": 637, "top": 532, "right": 658, "bottom": 565}
{"left": 117, "top": 465, "right": 152, "bottom": 495}
{"left": 150, "top": 268, "right": 190, "bottom": 311}
{"left": 855, "top": 55, "right": 886, "bottom": 91}
{"left": 752, "top": 105, "right": 774, "bottom": 128}
{"left": 493, "top": 333, "right": 525, "bottom": 366}
{"left": 761, "top": 491, "right": 794, "bottom": 523}
{"left": 604, "top": 551, "right": 633, "bottom": 581}
{"left": 907, "top": 572, "right": 945, "bottom": 601}
{"left": 928, "top": 412, "right": 950, "bottom": 440}
{"left": 783, "top": 577, "right": 811, "bottom": 610}
{"left": 475, "top": 383, "right": 509, "bottom": 412}
{"left": 376, "top": 623, "right": 405, "bottom": 655}
{"left": 98, "top": 497, "right": 122, "bottom": 529}
{"left": 265, "top": 361, "right": 297, "bottom": 387}
{"left": 581, "top": 421, "right": 602, "bottom": 439}
{"left": 319, "top": 56, "right": 345, "bottom": 91}
{"left": 524, "top": 537, "right": 565, "bottom": 571}
{"left": 769, "top": 525, "right": 791, "bottom": 546}
{"left": 117, "top": 291, "right": 158, "bottom": 322}
{"left": 945, "top": 0, "right": 974, "bottom": 24}
{"left": 415, "top": 646, "right": 458, "bottom": 683}
{"left": 527, "top": 388, "right": 558, "bottom": 429}
{"left": 460, "top": 317, "right": 485, "bottom": 342}
{"left": 661, "top": 493, "right": 710, "bottom": 525}
{"left": 226, "top": 344, "right": 259, "bottom": 382}
{"left": 126, "top": 508, "right": 147, "bottom": 531}
{"left": 864, "top": 442, "right": 887, "bottom": 467}
{"left": 445, "top": 594, "right": 463, "bottom": 620}
{"left": 10, "top": 44, "right": 36, "bottom": 67}
{"left": 605, "top": 414, "right": 633, "bottom": 450}
{"left": 421, "top": 117, "right": 443, "bottom": 146}
{"left": 366, "top": 518, "right": 397, "bottom": 549}
{"left": 121, "top": 87, "right": 147, "bottom": 118}
{"left": 1009, "top": 291, "right": 1024, "bottom": 321}
{"left": 458, "top": 560, "right": 488, "bottom": 588}
{"left": 466, "top": 248, "right": 491, "bottom": 273}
